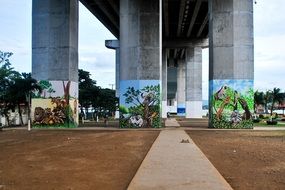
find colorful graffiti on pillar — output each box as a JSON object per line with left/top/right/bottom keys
{"left": 31, "top": 80, "right": 78, "bottom": 128}
{"left": 209, "top": 80, "right": 254, "bottom": 128}
{"left": 119, "top": 80, "right": 161, "bottom": 128}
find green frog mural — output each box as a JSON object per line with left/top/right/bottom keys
{"left": 210, "top": 80, "right": 254, "bottom": 128}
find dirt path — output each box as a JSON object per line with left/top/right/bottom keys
{"left": 0, "top": 130, "right": 159, "bottom": 190}
{"left": 187, "top": 130, "right": 285, "bottom": 190}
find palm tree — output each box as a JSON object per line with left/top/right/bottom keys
{"left": 263, "top": 90, "right": 272, "bottom": 114}
{"left": 254, "top": 91, "right": 264, "bottom": 113}
{"left": 269, "top": 88, "right": 284, "bottom": 117}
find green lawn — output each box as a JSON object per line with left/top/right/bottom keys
{"left": 254, "top": 121, "right": 285, "bottom": 127}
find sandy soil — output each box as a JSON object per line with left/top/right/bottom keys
{"left": 0, "top": 130, "right": 159, "bottom": 190}
{"left": 187, "top": 130, "right": 285, "bottom": 190}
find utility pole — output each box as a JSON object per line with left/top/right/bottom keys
{"left": 109, "top": 84, "right": 115, "bottom": 90}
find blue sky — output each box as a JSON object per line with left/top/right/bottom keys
{"left": 0, "top": 0, "right": 284, "bottom": 100}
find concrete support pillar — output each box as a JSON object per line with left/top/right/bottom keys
{"left": 176, "top": 59, "right": 186, "bottom": 116}
{"left": 209, "top": 0, "right": 254, "bottom": 128}
{"left": 105, "top": 40, "right": 120, "bottom": 97}
{"left": 119, "top": 0, "right": 161, "bottom": 128}
{"left": 32, "top": 0, "right": 79, "bottom": 128}
{"left": 162, "top": 48, "right": 167, "bottom": 118}
{"left": 105, "top": 40, "right": 120, "bottom": 119}
{"left": 185, "top": 47, "right": 203, "bottom": 118}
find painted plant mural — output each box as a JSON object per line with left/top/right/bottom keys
{"left": 32, "top": 80, "right": 78, "bottom": 128}
{"left": 119, "top": 80, "right": 160, "bottom": 128}
{"left": 210, "top": 80, "right": 254, "bottom": 128}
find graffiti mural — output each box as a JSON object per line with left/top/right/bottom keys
{"left": 119, "top": 80, "right": 161, "bottom": 128}
{"left": 209, "top": 80, "right": 254, "bottom": 128}
{"left": 32, "top": 80, "right": 78, "bottom": 128}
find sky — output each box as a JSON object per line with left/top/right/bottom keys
{"left": 0, "top": 0, "right": 284, "bottom": 100}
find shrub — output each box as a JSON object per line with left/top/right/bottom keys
{"left": 266, "top": 120, "right": 278, "bottom": 125}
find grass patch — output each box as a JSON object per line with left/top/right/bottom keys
{"left": 254, "top": 121, "right": 285, "bottom": 127}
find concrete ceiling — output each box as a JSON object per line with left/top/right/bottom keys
{"left": 80, "top": 0, "right": 208, "bottom": 99}
{"left": 79, "top": 0, "right": 120, "bottom": 38}
{"left": 79, "top": 0, "right": 209, "bottom": 44}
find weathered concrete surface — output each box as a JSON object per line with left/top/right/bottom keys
{"left": 128, "top": 129, "right": 233, "bottom": 190}
{"left": 209, "top": 0, "right": 254, "bottom": 80}
{"left": 165, "top": 118, "right": 180, "bottom": 127}
{"left": 162, "top": 48, "right": 168, "bottom": 118}
{"left": 32, "top": 0, "right": 78, "bottom": 82}
{"left": 185, "top": 47, "right": 203, "bottom": 118}
{"left": 120, "top": 0, "right": 160, "bottom": 80}
{"left": 177, "top": 59, "right": 186, "bottom": 116}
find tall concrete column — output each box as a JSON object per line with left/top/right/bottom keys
{"left": 105, "top": 40, "right": 120, "bottom": 119}
{"left": 120, "top": 0, "right": 161, "bottom": 128}
{"left": 185, "top": 47, "right": 203, "bottom": 118}
{"left": 32, "top": 0, "right": 79, "bottom": 128}
{"left": 176, "top": 59, "right": 186, "bottom": 116}
{"left": 162, "top": 48, "right": 167, "bottom": 118}
{"left": 105, "top": 40, "right": 120, "bottom": 97}
{"left": 32, "top": 0, "right": 78, "bottom": 82}
{"left": 209, "top": 0, "right": 254, "bottom": 128}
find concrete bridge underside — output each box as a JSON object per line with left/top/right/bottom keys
{"left": 32, "top": 0, "right": 254, "bottom": 128}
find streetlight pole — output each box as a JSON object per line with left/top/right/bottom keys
{"left": 27, "top": 92, "right": 31, "bottom": 131}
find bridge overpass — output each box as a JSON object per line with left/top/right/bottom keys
{"left": 32, "top": 0, "right": 254, "bottom": 128}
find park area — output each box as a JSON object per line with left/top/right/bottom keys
{"left": 0, "top": 129, "right": 285, "bottom": 190}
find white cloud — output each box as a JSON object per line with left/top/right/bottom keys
{"left": 78, "top": 2, "right": 116, "bottom": 88}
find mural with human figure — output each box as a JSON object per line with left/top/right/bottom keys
{"left": 32, "top": 80, "right": 78, "bottom": 128}
{"left": 209, "top": 80, "right": 254, "bottom": 128}
{"left": 119, "top": 80, "right": 161, "bottom": 128}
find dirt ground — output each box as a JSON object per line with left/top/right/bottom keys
{"left": 187, "top": 130, "right": 285, "bottom": 190}
{"left": 0, "top": 130, "right": 159, "bottom": 190}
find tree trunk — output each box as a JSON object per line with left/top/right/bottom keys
{"left": 265, "top": 104, "right": 268, "bottom": 114}
{"left": 270, "top": 102, "right": 274, "bottom": 116}
{"left": 4, "top": 112, "right": 10, "bottom": 126}
{"left": 62, "top": 81, "right": 71, "bottom": 107}
{"left": 17, "top": 103, "right": 24, "bottom": 126}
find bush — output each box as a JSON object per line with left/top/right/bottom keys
{"left": 253, "top": 118, "right": 260, "bottom": 123}
{"left": 266, "top": 120, "right": 278, "bottom": 125}
{"left": 259, "top": 114, "right": 264, "bottom": 119}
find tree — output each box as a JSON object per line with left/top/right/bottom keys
{"left": 0, "top": 51, "right": 21, "bottom": 125}
{"left": 96, "top": 88, "right": 118, "bottom": 116}
{"left": 78, "top": 69, "right": 99, "bottom": 116}
{"left": 254, "top": 91, "right": 264, "bottom": 113}
{"left": 78, "top": 69, "right": 117, "bottom": 119}
{"left": 269, "top": 88, "right": 284, "bottom": 116}
{"left": 263, "top": 90, "right": 272, "bottom": 114}
{"left": 7, "top": 73, "right": 42, "bottom": 125}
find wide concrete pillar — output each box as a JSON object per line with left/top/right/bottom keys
{"left": 185, "top": 47, "right": 203, "bottom": 118}
{"left": 176, "top": 59, "right": 186, "bottom": 116}
{"left": 119, "top": 0, "right": 161, "bottom": 128}
{"left": 162, "top": 48, "right": 167, "bottom": 118}
{"left": 32, "top": 0, "right": 79, "bottom": 128}
{"left": 209, "top": 0, "right": 254, "bottom": 128}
